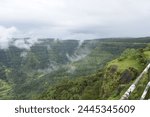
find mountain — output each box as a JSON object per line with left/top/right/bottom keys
{"left": 0, "top": 37, "right": 150, "bottom": 99}
{"left": 39, "top": 43, "right": 150, "bottom": 100}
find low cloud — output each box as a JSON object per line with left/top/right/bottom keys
{"left": 13, "top": 37, "right": 39, "bottom": 49}
{"left": 67, "top": 65, "right": 76, "bottom": 73}
{"left": 66, "top": 44, "right": 91, "bottom": 62}
{"left": 0, "top": 26, "right": 17, "bottom": 49}
{"left": 0, "top": 25, "right": 41, "bottom": 49}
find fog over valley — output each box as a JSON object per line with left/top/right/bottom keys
{"left": 0, "top": 0, "right": 150, "bottom": 100}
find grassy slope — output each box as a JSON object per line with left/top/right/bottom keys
{"left": 102, "top": 46, "right": 150, "bottom": 99}
{"left": 0, "top": 80, "right": 13, "bottom": 99}
{"left": 39, "top": 44, "right": 150, "bottom": 100}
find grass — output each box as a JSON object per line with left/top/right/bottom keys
{"left": 129, "top": 73, "right": 149, "bottom": 99}
{"left": 107, "top": 58, "right": 143, "bottom": 72}
{"left": 0, "top": 80, "right": 13, "bottom": 99}
{"left": 144, "top": 51, "right": 150, "bottom": 60}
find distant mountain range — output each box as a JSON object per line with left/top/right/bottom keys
{"left": 0, "top": 37, "right": 150, "bottom": 99}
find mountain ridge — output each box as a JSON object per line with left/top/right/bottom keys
{"left": 0, "top": 37, "right": 150, "bottom": 99}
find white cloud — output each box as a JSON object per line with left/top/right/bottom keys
{"left": 0, "top": 0, "right": 150, "bottom": 39}
{"left": 0, "top": 26, "right": 17, "bottom": 49}
{"left": 0, "top": 25, "right": 39, "bottom": 49}
{"left": 13, "top": 37, "right": 40, "bottom": 49}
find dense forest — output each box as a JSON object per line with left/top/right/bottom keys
{"left": 0, "top": 37, "right": 150, "bottom": 99}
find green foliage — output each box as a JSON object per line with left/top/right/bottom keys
{"left": 129, "top": 73, "right": 149, "bottom": 99}
{"left": 38, "top": 73, "right": 103, "bottom": 100}
{"left": 23, "top": 52, "right": 40, "bottom": 70}
{"left": 39, "top": 42, "right": 150, "bottom": 100}
{"left": 0, "top": 65, "right": 7, "bottom": 81}
{"left": 0, "top": 79, "right": 13, "bottom": 99}
{"left": 0, "top": 38, "right": 150, "bottom": 99}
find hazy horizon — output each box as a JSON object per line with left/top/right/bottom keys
{"left": 0, "top": 0, "right": 150, "bottom": 48}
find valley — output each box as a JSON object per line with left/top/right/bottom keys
{"left": 0, "top": 37, "right": 150, "bottom": 99}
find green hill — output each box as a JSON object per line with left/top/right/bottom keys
{"left": 0, "top": 37, "right": 150, "bottom": 99}
{"left": 38, "top": 43, "right": 150, "bottom": 100}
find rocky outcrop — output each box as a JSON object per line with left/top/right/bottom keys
{"left": 119, "top": 67, "right": 138, "bottom": 84}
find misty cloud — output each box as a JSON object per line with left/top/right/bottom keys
{"left": 66, "top": 53, "right": 88, "bottom": 62}
{"left": 13, "top": 37, "right": 40, "bottom": 49}
{"left": 67, "top": 65, "right": 76, "bottom": 73}
{"left": 0, "top": 25, "right": 40, "bottom": 49}
{"left": 20, "top": 51, "right": 28, "bottom": 57}
{"left": 66, "top": 44, "right": 91, "bottom": 62}
{"left": 0, "top": 26, "right": 17, "bottom": 49}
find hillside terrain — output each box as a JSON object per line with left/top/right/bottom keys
{"left": 39, "top": 44, "right": 150, "bottom": 100}
{"left": 0, "top": 37, "right": 150, "bottom": 99}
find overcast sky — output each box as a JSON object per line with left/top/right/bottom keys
{"left": 0, "top": 0, "right": 150, "bottom": 39}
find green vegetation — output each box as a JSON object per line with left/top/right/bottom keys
{"left": 39, "top": 45, "right": 150, "bottom": 100}
{"left": 0, "top": 37, "right": 150, "bottom": 99}
{"left": 0, "top": 80, "right": 13, "bottom": 99}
